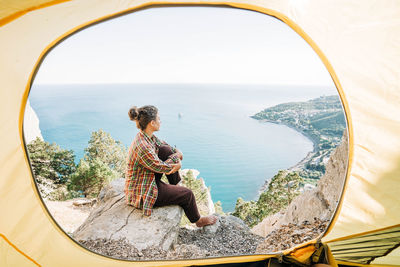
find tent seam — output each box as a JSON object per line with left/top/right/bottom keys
{"left": 0, "top": 233, "right": 41, "bottom": 266}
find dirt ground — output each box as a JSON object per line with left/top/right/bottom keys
{"left": 44, "top": 199, "right": 93, "bottom": 234}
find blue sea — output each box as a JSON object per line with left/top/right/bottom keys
{"left": 28, "top": 83, "right": 337, "bottom": 211}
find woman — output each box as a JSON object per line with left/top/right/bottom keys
{"left": 124, "top": 105, "right": 217, "bottom": 227}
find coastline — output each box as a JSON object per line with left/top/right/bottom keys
{"left": 256, "top": 118, "right": 319, "bottom": 194}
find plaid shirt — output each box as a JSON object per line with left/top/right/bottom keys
{"left": 124, "top": 130, "right": 180, "bottom": 216}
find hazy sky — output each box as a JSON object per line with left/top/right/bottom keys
{"left": 35, "top": 6, "right": 334, "bottom": 86}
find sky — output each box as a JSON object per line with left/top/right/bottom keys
{"left": 34, "top": 6, "right": 334, "bottom": 86}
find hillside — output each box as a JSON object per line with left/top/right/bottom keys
{"left": 233, "top": 95, "right": 348, "bottom": 227}
{"left": 252, "top": 95, "right": 346, "bottom": 180}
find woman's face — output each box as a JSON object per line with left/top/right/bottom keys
{"left": 152, "top": 113, "right": 161, "bottom": 131}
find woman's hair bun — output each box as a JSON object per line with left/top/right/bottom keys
{"left": 128, "top": 105, "right": 157, "bottom": 130}
{"left": 128, "top": 106, "right": 139, "bottom": 121}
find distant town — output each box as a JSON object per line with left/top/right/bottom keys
{"left": 251, "top": 95, "right": 347, "bottom": 182}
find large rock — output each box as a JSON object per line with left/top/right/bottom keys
{"left": 73, "top": 178, "right": 183, "bottom": 251}
{"left": 251, "top": 211, "right": 285, "bottom": 237}
{"left": 23, "top": 100, "right": 43, "bottom": 143}
{"left": 252, "top": 131, "right": 348, "bottom": 237}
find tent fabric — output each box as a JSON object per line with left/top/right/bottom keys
{"left": 0, "top": 0, "right": 71, "bottom": 26}
{"left": 372, "top": 246, "right": 400, "bottom": 266}
{"left": 0, "top": 234, "right": 39, "bottom": 267}
{"left": 328, "top": 225, "right": 400, "bottom": 264}
{"left": 0, "top": 0, "right": 399, "bottom": 266}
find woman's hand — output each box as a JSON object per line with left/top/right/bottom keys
{"left": 166, "top": 162, "right": 181, "bottom": 175}
{"left": 176, "top": 149, "right": 183, "bottom": 160}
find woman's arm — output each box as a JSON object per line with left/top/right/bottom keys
{"left": 136, "top": 141, "right": 180, "bottom": 174}
{"left": 153, "top": 135, "right": 183, "bottom": 160}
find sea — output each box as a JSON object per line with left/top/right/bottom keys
{"left": 28, "top": 83, "right": 338, "bottom": 211}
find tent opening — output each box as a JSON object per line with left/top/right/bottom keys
{"left": 23, "top": 5, "right": 349, "bottom": 261}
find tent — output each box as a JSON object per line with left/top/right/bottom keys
{"left": 1, "top": 0, "right": 399, "bottom": 266}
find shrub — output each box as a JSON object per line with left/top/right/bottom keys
{"left": 233, "top": 170, "right": 303, "bottom": 227}
{"left": 27, "top": 137, "right": 76, "bottom": 184}
{"left": 179, "top": 170, "right": 221, "bottom": 225}
{"left": 84, "top": 129, "right": 127, "bottom": 177}
{"left": 68, "top": 158, "right": 118, "bottom": 198}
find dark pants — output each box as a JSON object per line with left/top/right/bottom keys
{"left": 153, "top": 145, "right": 201, "bottom": 223}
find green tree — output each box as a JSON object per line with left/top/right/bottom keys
{"left": 27, "top": 137, "right": 75, "bottom": 184}
{"left": 254, "top": 171, "right": 303, "bottom": 220}
{"left": 233, "top": 170, "right": 304, "bottom": 227}
{"left": 232, "top": 197, "right": 258, "bottom": 226}
{"left": 68, "top": 129, "right": 126, "bottom": 197}
{"left": 84, "top": 129, "right": 127, "bottom": 177}
{"left": 68, "top": 158, "right": 117, "bottom": 197}
{"left": 214, "top": 201, "right": 224, "bottom": 215}
{"left": 182, "top": 170, "right": 208, "bottom": 204}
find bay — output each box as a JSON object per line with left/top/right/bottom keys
{"left": 28, "top": 83, "right": 337, "bottom": 211}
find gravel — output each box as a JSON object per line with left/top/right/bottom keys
{"left": 78, "top": 215, "right": 264, "bottom": 260}
{"left": 256, "top": 218, "right": 330, "bottom": 253}
{"left": 78, "top": 216, "right": 329, "bottom": 260}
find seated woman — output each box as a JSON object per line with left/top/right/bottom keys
{"left": 124, "top": 105, "right": 217, "bottom": 227}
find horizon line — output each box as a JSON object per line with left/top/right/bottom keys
{"left": 33, "top": 81, "right": 336, "bottom": 87}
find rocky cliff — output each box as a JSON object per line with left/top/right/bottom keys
{"left": 252, "top": 131, "right": 348, "bottom": 249}
{"left": 180, "top": 169, "right": 216, "bottom": 215}
{"left": 23, "top": 100, "right": 43, "bottom": 143}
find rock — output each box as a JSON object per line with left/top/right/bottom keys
{"left": 73, "top": 178, "right": 183, "bottom": 252}
{"left": 202, "top": 214, "right": 220, "bottom": 234}
{"left": 283, "top": 131, "right": 348, "bottom": 223}
{"left": 23, "top": 100, "right": 43, "bottom": 143}
{"left": 252, "top": 131, "right": 348, "bottom": 238}
{"left": 73, "top": 198, "right": 96, "bottom": 206}
{"left": 224, "top": 215, "right": 250, "bottom": 231}
{"left": 251, "top": 211, "right": 285, "bottom": 237}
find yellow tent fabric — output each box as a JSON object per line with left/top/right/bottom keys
{"left": 0, "top": 0, "right": 399, "bottom": 266}
{"left": 0, "top": 234, "right": 39, "bottom": 267}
